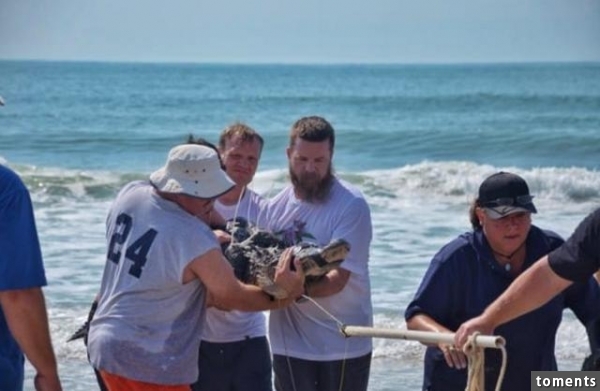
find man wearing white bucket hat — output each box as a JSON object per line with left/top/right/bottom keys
{"left": 87, "top": 144, "right": 304, "bottom": 391}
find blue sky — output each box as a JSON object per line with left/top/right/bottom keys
{"left": 1, "top": 0, "right": 598, "bottom": 64}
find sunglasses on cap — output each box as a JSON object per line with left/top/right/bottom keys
{"left": 480, "top": 195, "right": 534, "bottom": 208}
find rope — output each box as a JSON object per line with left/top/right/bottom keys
{"left": 290, "top": 297, "right": 510, "bottom": 391}
{"left": 300, "top": 294, "right": 346, "bottom": 328}
{"left": 462, "top": 331, "right": 507, "bottom": 391}
{"left": 340, "top": 326, "right": 507, "bottom": 391}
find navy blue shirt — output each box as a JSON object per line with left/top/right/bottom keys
{"left": 0, "top": 165, "right": 48, "bottom": 391}
{"left": 405, "top": 226, "right": 600, "bottom": 391}
{"left": 549, "top": 208, "right": 600, "bottom": 282}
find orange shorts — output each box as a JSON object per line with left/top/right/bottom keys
{"left": 99, "top": 370, "right": 191, "bottom": 391}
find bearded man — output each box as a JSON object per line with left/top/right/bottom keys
{"left": 265, "top": 116, "right": 374, "bottom": 391}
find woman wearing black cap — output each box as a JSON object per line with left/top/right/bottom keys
{"left": 404, "top": 171, "right": 600, "bottom": 391}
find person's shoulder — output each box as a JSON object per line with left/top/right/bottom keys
{"left": 0, "top": 164, "right": 19, "bottom": 181}
{"left": 0, "top": 165, "right": 28, "bottom": 200}
{"left": 589, "top": 207, "right": 600, "bottom": 219}
{"left": 267, "top": 185, "right": 294, "bottom": 204}
{"left": 111, "top": 181, "right": 151, "bottom": 206}
{"left": 563, "top": 208, "right": 600, "bottom": 240}
{"left": 580, "top": 208, "right": 600, "bottom": 231}
{"left": 246, "top": 188, "right": 262, "bottom": 197}
{"left": 526, "top": 226, "right": 564, "bottom": 255}
{"left": 556, "top": 209, "right": 600, "bottom": 248}
{"left": 246, "top": 188, "right": 266, "bottom": 204}
{"left": 335, "top": 177, "right": 365, "bottom": 199}
{"left": 120, "top": 180, "right": 149, "bottom": 194}
{"left": 532, "top": 225, "right": 564, "bottom": 242}
{"left": 0, "top": 164, "right": 26, "bottom": 187}
{"left": 329, "top": 179, "right": 370, "bottom": 215}
{"left": 435, "top": 233, "right": 474, "bottom": 260}
{"left": 421, "top": 233, "right": 476, "bottom": 276}
{"left": 252, "top": 191, "right": 269, "bottom": 212}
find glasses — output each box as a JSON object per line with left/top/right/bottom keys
{"left": 480, "top": 195, "right": 534, "bottom": 208}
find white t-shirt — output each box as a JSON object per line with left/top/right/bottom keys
{"left": 201, "top": 189, "right": 269, "bottom": 342}
{"left": 266, "top": 178, "right": 373, "bottom": 360}
{"left": 88, "top": 181, "right": 218, "bottom": 384}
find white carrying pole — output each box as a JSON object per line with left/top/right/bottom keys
{"left": 341, "top": 325, "right": 505, "bottom": 350}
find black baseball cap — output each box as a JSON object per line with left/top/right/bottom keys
{"left": 478, "top": 172, "right": 537, "bottom": 219}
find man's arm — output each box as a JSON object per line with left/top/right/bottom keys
{"left": 455, "top": 256, "right": 572, "bottom": 348}
{"left": 304, "top": 268, "right": 350, "bottom": 298}
{"left": 186, "top": 247, "right": 304, "bottom": 311}
{"left": 0, "top": 287, "right": 62, "bottom": 391}
{"left": 309, "top": 196, "right": 371, "bottom": 299}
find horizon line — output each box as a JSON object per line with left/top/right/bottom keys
{"left": 1, "top": 57, "right": 599, "bottom": 67}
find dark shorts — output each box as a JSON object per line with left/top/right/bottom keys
{"left": 273, "top": 352, "right": 372, "bottom": 391}
{"left": 191, "top": 336, "right": 272, "bottom": 391}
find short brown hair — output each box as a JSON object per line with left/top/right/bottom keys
{"left": 218, "top": 122, "right": 264, "bottom": 153}
{"left": 289, "top": 116, "right": 335, "bottom": 152}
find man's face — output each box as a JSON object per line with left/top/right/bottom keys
{"left": 220, "top": 136, "right": 262, "bottom": 187}
{"left": 177, "top": 196, "right": 215, "bottom": 223}
{"left": 287, "top": 138, "right": 333, "bottom": 202}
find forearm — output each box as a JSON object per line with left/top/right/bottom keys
{"left": 216, "top": 283, "right": 293, "bottom": 311}
{"left": 193, "top": 248, "right": 303, "bottom": 311}
{"left": 406, "top": 313, "right": 452, "bottom": 333}
{"left": 0, "top": 288, "right": 59, "bottom": 377}
{"left": 406, "top": 314, "right": 453, "bottom": 346}
{"left": 305, "top": 268, "right": 350, "bottom": 298}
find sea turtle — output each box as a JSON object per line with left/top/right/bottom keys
{"left": 223, "top": 217, "right": 351, "bottom": 299}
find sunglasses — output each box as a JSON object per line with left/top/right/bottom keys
{"left": 480, "top": 195, "right": 534, "bottom": 208}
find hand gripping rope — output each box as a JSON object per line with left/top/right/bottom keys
{"left": 340, "top": 325, "right": 507, "bottom": 391}
{"left": 297, "top": 295, "right": 508, "bottom": 391}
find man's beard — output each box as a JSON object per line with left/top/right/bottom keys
{"left": 289, "top": 165, "right": 334, "bottom": 203}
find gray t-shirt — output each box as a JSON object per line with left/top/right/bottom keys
{"left": 266, "top": 178, "right": 374, "bottom": 360}
{"left": 88, "top": 181, "right": 219, "bottom": 384}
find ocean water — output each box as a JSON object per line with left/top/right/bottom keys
{"left": 1, "top": 60, "right": 600, "bottom": 390}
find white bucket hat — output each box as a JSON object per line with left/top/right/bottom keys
{"left": 150, "top": 144, "right": 235, "bottom": 199}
